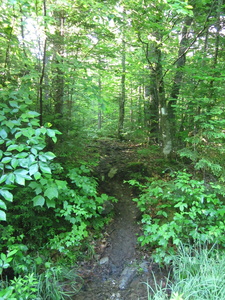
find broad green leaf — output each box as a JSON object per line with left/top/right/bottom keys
{"left": 9, "top": 100, "right": 19, "bottom": 108}
{"left": 36, "top": 128, "right": 47, "bottom": 136}
{"left": 29, "top": 182, "right": 42, "bottom": 194}
{"left": 34, "top": 171, "right": 41, "bottom": 180}
{"left": 1, "top": 157, "right": 12, "bottom": 164}
{"left": 46, "top": 129, "right": 56, "bottom": 138}
{"left": 55, "top": 180, "right": 67, "bottom": 189}
{"left": 46, "top": 198, "right": 55, "bottom": 208}
{"left": 33, "top": 195, "right": 45, "bottom": 207}
{"left": 0, "top": 174, "right": 7, "bottom": 184}
{"left": 14, "top": 168, "right": 29, "bottom": 176}
{"left": 39, "top": 162, "right": 51, "bottom": 174}
{"left": 15, "top": 174, "right": 25, "bottom": 185}
{"left": 31, "top": 147, "right": 38, "bottom": 155}
{"left": 19, "top": 158, "right": 29, "bottom": 168}
{"left": 30, "top": 119, "right": 40, "bottom": 126}
{"left": 7, "top": 249, "right": 18, "bottom": 257}
{"left": 1, "top": 253, "right": 7, "bottom": 261}
{"left": 0, "top": 210, "right": 6, "bottom": 221}
{"left": 0, "top": 129, "right": 7, "bottom": 139}
{"left": 4, "top": 120, "right": 16, "bottom": 129}
{"left": 7, "top": 144, "right": 18, "bottom": 151}
{"left": 29, "top": 163, "right": 39, "bottom": 176}
{"left": 0, "top": 189, "right": 13, "bottom": 202}
{"left": 28, "top": 154, "right": 35, "bottom": 164}
{"left": 6, "top": 173, "right": 15, "bottom": 184}
{"left": 32, "top": 144, "right": 45, "bottom": 151}
{"left": 15, "top": 131, "right": 22, "bottom": 139}
{"left": 44, "top": 152, "right": 56, "bottom": 160}
{"left": 27, "top": 111, "right": 40, "bottom": 118}
{"left": 38, "top": 154, "right": 47, "bottom": 162}
{"left": 0, "top": 115, "right": 6, "bottom": 121}
{"left": 44, "top": 186, "right": 58, "bottom": 200}
{"left": 11, "top": 158, "right": 19, "bottom": 169}
{"left": 20, "top": 127, "right": 34, "bottom": 138}
{"left": 15, "top": 152, "right": 28, "bottom": 159}
{"left": 17, "top": 145, "right": 26, "bottom": 152}
{"left": 0, "top": 200, "right": 7, "bottom": 210}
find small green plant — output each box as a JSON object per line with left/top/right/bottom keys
{"left": 0, "top": 250, "right": 17, "bottom": 282}
{"left": 129, "top": 171, "right": 225, "bottom": 263}
{"left": 0, "top": 286, "right": 17, "bottom": 300}
{"left": 37, "top": 264, "right": 79, "bottom": 299}
{"left": 10, "top": 273, "right": 39, "bottom": 300}
{"left": 170, "top": 243, "right": 225, "bottom": 299}
{"left": 145, "top": 243, "right": 225, "bottom": 300}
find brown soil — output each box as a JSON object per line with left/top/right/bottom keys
{"left": 73, "top": 140, "right": 169, "bottom": 300}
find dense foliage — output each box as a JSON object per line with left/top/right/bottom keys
{"left": 129, "top": 171, "right": 225, "bottom": 263}
{"left": 1, "top": 0, "right": 225, "bottom": 298}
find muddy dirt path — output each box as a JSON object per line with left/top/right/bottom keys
{"left": 73, "top": 140, "right": 168, "bottom": 300}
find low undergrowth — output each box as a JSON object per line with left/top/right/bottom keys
{"left": 128, "top": 170, "right": 225, "bottom": 264}
{"left": 147, "top": 243, "right": 225, "bottom": 300}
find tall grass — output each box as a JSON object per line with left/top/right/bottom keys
{"left": 146, "top": 243, "right": 225, "bottom": 300}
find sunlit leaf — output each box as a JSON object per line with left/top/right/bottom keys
{"left": 0, "top": 200, "right": 7, "bottom": 210}
{"left": 29, "top": 163, "right": 39, "bottom": 176}
{"left": 0, "top": 129, "right": 8, "bottom": 139}
{"left": 0, "top": 190, "right": 13, "bottom": 202}
{"left": 44, "top": 186, "right": 58, "bottom": 200}
{"left": 46, "top": 198, "right": 56, "bottom": 208}
{"left": 39, "top": 162, "right": 51, "bottom": 174}
{"left": 0, "top": 210, "right": 6, "bottom": 221}
{"left": 33, "top": 195, "right": 45, "bottom": 207}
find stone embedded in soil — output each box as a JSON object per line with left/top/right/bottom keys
{"left": 110, "top": 292, "right": 122, "bottom": 299}
{"left": 118, "top": 266, "right": 137, "bottom": 290}
{"left": 99, "top": 256, "right": 109, "bottom": 265}
{"left": 139, "top": 261, "right": 149, "bottom": 273}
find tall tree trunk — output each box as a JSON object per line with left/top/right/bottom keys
{"left": 209, "top": 0, "right": 222, "bottom": 96}
{"left": 39, "top": 39, "right": 47, "bottom": 126}
{"left": 168, "top": 16, "right": 193, "bottom": 143}
{"left": 156, "top": 48, "right": 172, "bottom": 157}
{"left": 53, "top": 13, "right": 65, "bottom": 117}
{"left": 118, "top": 36, "right": 126, "bottom": 140}
{"left": 39, "top": 0, "right": 47, "bottom": 126}
{"left": 98, "top": 77, "right": 102, "bottom": 130}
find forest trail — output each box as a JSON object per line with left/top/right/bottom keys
{"left": 73, "top": 140, "right": 168, "bottom": 300}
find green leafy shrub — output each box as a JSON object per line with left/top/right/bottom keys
{"left": 0, "top": 84, "right": 61, "bottom": 220}
{"left": 178, "top": 102, "right": 225, "bottom": 180}
{"left": 48, "top": 166, "right": 117, "bottom": 255}
{"left": 129, "top": 171, "right": 225, "bottom": 263}
{"left": 9, "top": 273, "right": 39, "bottom": 300}
{"left": 0, "top": 247, "right": 79, "bottom": 300}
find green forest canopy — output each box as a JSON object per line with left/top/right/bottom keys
{"left": 1, "top": 0, "right": 225, "bottom": 150}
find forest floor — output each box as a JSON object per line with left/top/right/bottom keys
{"left": 73, "top": 139, "right": 171, "bottom": 300}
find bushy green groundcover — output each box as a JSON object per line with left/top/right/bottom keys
{"left": 146, "top": 243, "right": 225, "bottom": 300}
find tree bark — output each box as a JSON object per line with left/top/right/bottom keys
{"left": 168, "top": 16, "right": 193, "bottom": 142}
{"left": 118, "top": 36, "right": 126, "bottom": 140}
{"left": 53, "top": 13, "right": 65, "bottom": 117}
{"left": 98, "top": 77, "right": 102, "bottom": 130}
